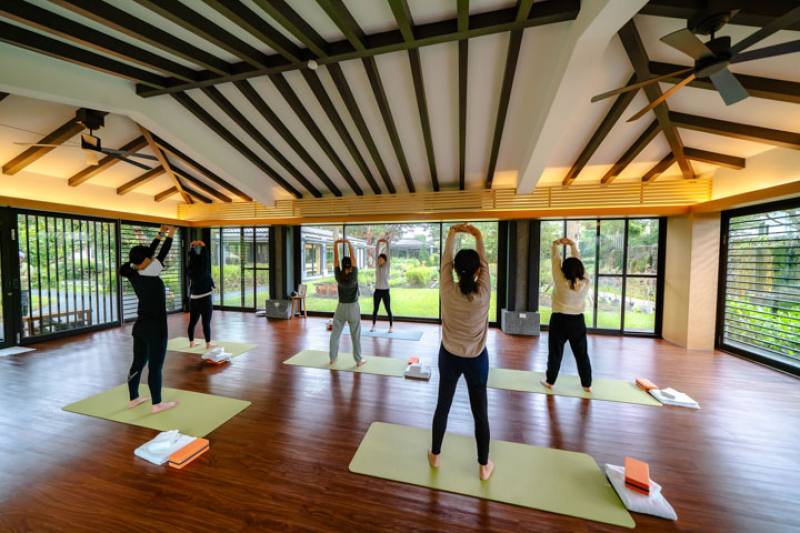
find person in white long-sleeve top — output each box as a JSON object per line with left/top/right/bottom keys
{"left": 541, "top": 237, "right": 593, "bottom": 392}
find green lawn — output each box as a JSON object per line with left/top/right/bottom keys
{"left": 539, "top": 306, "right": 655, "bottom": 332}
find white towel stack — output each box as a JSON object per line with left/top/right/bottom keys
{"left": 134, "top": 430, "right": 196, "bottom": 465}
{"left": 202, "top": 347, "right": 232, "bottom": 363}
{"left": 605, "top": 464, "right": 677, "bottom": 520}
{"left": 649, "top": 387, "right": 700, "bottom": 409}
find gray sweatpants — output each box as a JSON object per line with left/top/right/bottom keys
{"left": 330, "top": 302, "right": 362, "bottom": 363}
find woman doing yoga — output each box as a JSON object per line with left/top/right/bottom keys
{"left": 329, "top": 239, "right": 367, "bottom": 368}
{"left": 371, "top": 236, "right": 393, "bottom": 333}
{"left": 187, "top": 240, "right": 215, "bottom": 349}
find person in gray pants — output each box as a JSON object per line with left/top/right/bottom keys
{"left": 329, "top": 239, "right": 367, "bottom": 368}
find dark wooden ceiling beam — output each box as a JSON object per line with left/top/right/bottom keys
{"left": 326, "top": 65, "right": 396, "bottom": 194}
{"left": 2, "top": 111, "right": 99, "bottom": 175}
{"left": 683, "top": 147, "right": 746, "bottom": 170}
{"left": 154, "top": 186, "right": 178, "bottom": 202}
{"left": 135, "top": 0, "right": 271, "bottom": 70}
{"left": 151, "top": 134, "right": 252, "bottom": 201}
{"left": 618, "top": 20, "right": 694, "bottom": 179}
{"left": 233, "top": 80, "right": 341, "bottom": 197}
{"left": 173, "top": 92, "right": 303, "bottom": 198}
{"left": 600, "top": 119, "right": 660, "bottom": 184}
{"left": 390, "top": 0, "right": 440, "bottom": 191}
{"left": 0, "top": 92, "right": 8, "bottom": 102}
{"left": 135, "top": 0, "right": 579, "bottom": 97}
{"left": 170, "top": 165, "right": 232, "bottom": 202}
{"left": 67, "top": 136, "right": 148, "bottom": 187}
{"left": 670, "top": 112, "right": 800, "bottom": 150}
{"left": 564, "top": 75, "right": 639, "bottom": 186}
{"left": 255, "top": 0, "right": 395, "bottom": 194}
{"left": 649, "top": 61, "right": 800, "bottom": 105}
{"left": 267, "top": 73, "right": 362, "bottom": 195}
{"left": 641, "top": 153, "right": 676, "bottom": 183}
{"left": 300, "top": 70, "right": 381, "bottom": 194}
{"left": 117, "top": 167, "right": 165, "bottom": 195}
{"left": 0, "top": 19, "right": 167, "bottom": 89}
{"left": 318, "top": 0, "right": 415, "bottom": 192}
{"left": 178, "top": 180, "right": 213, "bottom": 204}
{"left": 52, "top": 0, "right": 231, "bottom": 74}
{"left": 202, "top": 0, "right": 305, "bottom": 62}
{"left": 458, "top": 0, "right": 469, "bottom": 190}
{"left": 140, "top": 126, "right": 192, "bottom": 204}
{"left": 640, "top": 1, "right": 800, "bottom": 31}
{"left": 0, "top": 2, "right": 197, "bottom": 81}
{"left": 201, "top": 85, "right": 322, "bottom": 197}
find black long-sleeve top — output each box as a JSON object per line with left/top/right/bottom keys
{"left": 186, "top": 245, "right": 214, "bottom": 296}
{"left": 119, "top": 236, "right": 172, "bottom": 338}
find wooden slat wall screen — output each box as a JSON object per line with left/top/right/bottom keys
{"left": 177, "top": 178, "right": 712, "bottom": 221}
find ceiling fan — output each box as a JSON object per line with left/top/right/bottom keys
{"left": 12, "top": 109, "right": 158, "bottom": 169}
{"left": 592, "top": 2, "right": 800, "bottom": 122}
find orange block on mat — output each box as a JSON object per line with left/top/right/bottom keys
{"left": 168, "top": 438, "right": 210, "bottom": 470}
{"left": 408, "top": 356, "right": 420, "bottom": 364}
{"left": 635, "top": 377, "right": 658, "bottom": 391}
{"left": 624, "top": 456, "right": 651, "bottom": 494}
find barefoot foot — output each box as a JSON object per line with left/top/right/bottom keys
{"left": 388, "top": 327, "right": 394, "bottom": 333}
{"left": 539, "top": 378, "right": 553, "bottom": 390}
{"left": 480, "top": 459, "right": 495, "bottom": 481}
{"left": 583, "top": 386, "right": 592, "bottom": 393}
{"left": 206, "top": 341, "right": 216, "bottom": 349}
{"left": 428, "top": 450, "right": 440, "bottom": 468}
{"left": 151, "top": 401, "right": 179, "bottom": 414}
{"left": 128, "top": 397, "right": 150, "bottom": 409}
{"left": 370, "top": 326, "right": 376, "bottom": 332}
{"left": 189, "top": 341, "right": 196, "bottom": 348}
{"left": 356, "top": 359, "right": 367, "bottom": 368}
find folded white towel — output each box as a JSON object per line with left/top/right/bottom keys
{"left": 134, "top": 430, "right": 196, "bottom": 465}
{"left": 605, "top": 464, "right": 678, "bottom": 521}
{"left": 201, "top": 347, "right": 232, "bottom": 363}
{"left": 650, "top": 388, "right": 700, "bottom": 409}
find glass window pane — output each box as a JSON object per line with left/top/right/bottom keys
{"left": 627, "top": 219, "right": 659, "bottom": 275}
{"left": 722, "top": 206, "right": 800, "bottom": 364}
{"left": 301, "top": 225, "right": 344, "bottom": 313}
{"left": 599, "top": 220, "right": 624, "bottom": 274}
{"left": 442, "top": 222, "right": 497, "bottom": 321}
{"left": 596, "top": 276, "right": 622, "bottom": 329}
{"left": 625, "top": 277, "right": 656, "bottom": 332}
{"left": 211, "top": 228, "right": 221, "bottom": 305}
{"left": 221, "top": 227, "right": 243, "bottom": 307}
{"left": 538, "top": 220, "right": 565, "bottom": 325}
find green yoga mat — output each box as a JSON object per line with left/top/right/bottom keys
{"left": 488, "top": 368, "right": 661, "bottom": 406}
{"left": 167, "top": 337, "right": 256, "bottom": 357}
{"left": 63, "top": 384, "right": 251, "bottom": 437}
{"left": 283, "top": 349, "right": 407, "bottom": 377}
{"left": 350, "top": 422, "right": 634, "bottom": 529}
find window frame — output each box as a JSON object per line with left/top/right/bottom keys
{"left": 537, "top": 217, "right": 666, "bottom": 338}
{"left": 210, "top": 225, "right": 271, "bottom": 312}
{"left": 715, "top": 197, "right": 800, "bottom": 376}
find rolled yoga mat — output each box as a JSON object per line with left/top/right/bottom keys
{"left": 488, "top": 368, "right": 662, "bottom": 407}
{"left": 283, "top": 349, "right": 408, "bottom": 377}
{"left": 167, "top": 337, "right": 256, "bottom": 357}
{"left": 344, "top": 329, "right": 423, "bottom": 341}
{"left": 349, "top": 422, "right": 635, "bottom": 529}
{"left": 63, "top": 384, "right": 251, "bottom": 437}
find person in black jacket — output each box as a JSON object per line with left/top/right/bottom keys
{"left": 119, "top": 225, "right": 178, "bottom": 414}
{"left": 187, "top": 239, "right": 215, "bottom": 349}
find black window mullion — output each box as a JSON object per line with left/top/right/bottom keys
{"left": 24, "top": 215, "right": 34, "bottom": 336}
{"left": 620, "top": 219, "right": 629, "bottom": 333}
{"left": 592, "top": 220, "right": 599, "bottom": 328}
{"left": 78, "top": 220, "right": 85, "bottom": 328}
{"left": 62, "top": 218, "right": 70, "bottom": 329}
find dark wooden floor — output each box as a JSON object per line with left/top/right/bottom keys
{"left": 1, "top": 312, "right": 798, "bottom": 532}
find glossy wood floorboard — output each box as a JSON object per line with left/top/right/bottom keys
{"left": 1, "top": 312, "right": 798, "bottom": 532}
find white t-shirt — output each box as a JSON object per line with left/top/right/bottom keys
{"left": 551, "top": 243, "right": 590, "bottom": 315}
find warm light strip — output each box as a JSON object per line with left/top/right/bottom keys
{"left": 178, "top": 178, "right": 712, "bottom": 223}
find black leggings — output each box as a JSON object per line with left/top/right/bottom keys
{"left": 128, "top": 335, "right": 168, "bottom": 404}
{"left": 431, "top": 345, "right": 490, "bottom": 465}
{"left": 188, "top": 295, "right": 212, "bottom": 343}
{"left": 372, "top": 289, "right": 393, "bottom": 326}
{"left": 546, "top": 312, "right": 592, "bottom": 387}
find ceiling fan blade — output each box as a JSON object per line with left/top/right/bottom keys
{"left": 590, "top": 67, "right": 693, "bottom": 103}
{"left": 660, "top": 28, "right": 714, "bottom": 60}
{"left": 626, "top": 73, "right": 696, "bottom": 123}
{"left": 708, "top": 68, "right": 749, "bottom": 105}
{"left": 731, "top": 5, "right": 800, "bottom": 55}
{"left": 108, "top": 153, "right": 152, "bottom": 170}
{"left": 731, "top": 39, "right": 800, "bottom": 64}
{"left": 100, "top": 148, "right": 158, "bottom": 161}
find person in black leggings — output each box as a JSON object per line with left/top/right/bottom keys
{"left": 119, "top": 225, "right": 178, "bottom": 414}
{"left": 371, "top": 237, "right": 393, "bottom": 332}
{"left": 187, "top": 240, "right": 215, "bottom": 348}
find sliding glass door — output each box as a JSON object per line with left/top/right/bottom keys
{"left": 718, "top": 200, "right": 800, "bottom": 373}
{"left": 17, "top": 213, "right": 119, "bottom": 338}
{"left": 539, "top": 218, "right": 664, "bottom": 335}
{"left": 210, "top": 226, "right": 270, "bottom": 311}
